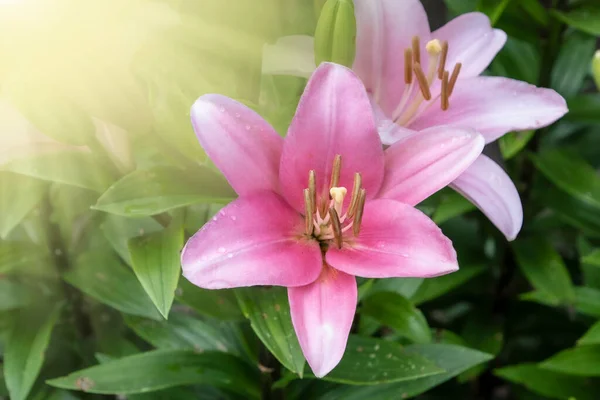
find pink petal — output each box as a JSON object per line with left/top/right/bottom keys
{"left": 432, "top": 13, "right": 507, "bottom": 79}
{"left": 353, "top": 0, "right": 431, "bottom": 117}
{"left": 288, "top": 267, "right": 357, "bottom": 378}
{"left": 451, "top": 155, "right": 523, "bottom": 241}
{"left": 377, "top": 126, "right": 484, "bottom": 206}
{"left": 369, "top": 95, "right": 417, "bottom": 145}
{"left": 181, "top": 192, "right": 322, "bottom": 289}
{"left": 191, "top": 94, "right": 283, "bottom": 196}
{"left": 279, "top": 63, "right": 384, "bottom": 212}
{"left": 262, "top": 35, "right": 317, "bottom": 78}
{"left": 410, "top": 77, "right": 568, "bottom": 144}
{"left": 326, "top": 199, "right": 458, "bottom": 278}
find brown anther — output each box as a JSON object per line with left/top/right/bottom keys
{"left": 413, "top": 63, "right": 431, "bottom": 100}
{"left": 441, "top": 70, "right": 449, "bottom": 111}
{"left": 438, "top": 41, "right": 448, "bottom": 80}
{"left": 304, "top": 189, "right": 314, "bottom": 235}
{"left": 347, "top": 173, "right": 362, "bottom": 218}
{"left": 308, "top": 170, "right": 316, "bottom": 211}
{"left": 352, "top": 189, "right": 367, "bottom": 237}
{"left": 330, "top": 155, "right": 342, "bottom": 190}
{"left": 404, "top": 48, "right": 413, "bottom": 84}
{"left": 411, "top": 36, "right": 421, "bottom": 65}
{"left": 448, "top": 63, "right": 462, "bottom": 96}
{"left": 329, "top": 207, "right": 343, "bottom": 249}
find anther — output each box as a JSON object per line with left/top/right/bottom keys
{"left": 413, "top": 63, "right": 431, "bottom": 100}
{"left": 329, "top": 207, "right": 343, "bottom": 249}
{"left": 404, "top": 48, "right": 413, "bottom": 84}
{"left": 412, "top": 36, "right": 421, "bottom": 65}
{"left": 448, "top": 63, "right": 462, "bottom": 96}
{"left": 352, "top": 189, "right": 367, "bottom": 237}
{"left": 347, "top": 173, "right": 362, "bottom": 218}
{"left": 308, "top": 170, "right": 316, "bottom": 211}
{"left": 441, "top": 70, "right": 449, "bottom": 111}
{"left": 438, "top": 41, "right": 448, "bottom": 80}
{"left": 303, "top": 189, "right": 314, "bottom": 235}
{"left": 330, "top": 155, "right": 342, "bottom": 189}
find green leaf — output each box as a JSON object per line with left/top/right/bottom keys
{"left": 0, "top": 280, "right": 31, "bottom": 311}
{"left": 443, "top": 0, "right": 477, "bottom": 17}
{"left": 4, "top": 304, "right": 62, "bottom": 400}
{"left": 176, "top": 279, "right": 243, "bottom": 320}
{"left": 0, "top": 241, "right": 49, "bottom": 274}
{"left": 64, "top": 251, "right": 162, "bottom": 320}
{"left": 432, "top": 191, "right": 476, "bottom": 225}
{"left": 495, "top": 363, "right": 599, "bottom": 400}
{"left": 0, "top": 173, "right": 46, "bottom": 239}
{"left": 541, "top": 345, "right": 600, "bottom": 376}
{"left": 462, "top": 313, "right": 504, "bottom": 356}
{"left": 521, "top": 287, "right": 600, "bottom": 317}
{"left": 411, "top": 264, "right": 486, "bottom": 305}
{"left": 124, "top": 313, "right": 237, "bottom": 354}
{"left": 101, "top": 214, "right": 164, "bottom": 266}
{"left": 370, "top": 277, "right": 423, "bottom": 299}
{"left": 551, "top": 6, "right": 600, "bottom": 36}
{"left": 314, "top": 344, "right": 493, "bottom": 399}
{"left": 577, "top": 321, "right": 600, "bottom": 346}
{"left": 316, "top": 336, "right": 444, "bottom": 385}
{"left": 236, "top": 287, "right": 305, "bottom": 375}
{"left": 46, "top": 350, "right": 261, "bottom": 398}
{"left": 551, "top": 31, "right": 597, "bottom": 98}
{"left": 93, "top": 166, "right": 235, "bottom": 217}
{"left": 580, "top": 246, "right": 600, "bottom": 289}
{"left": 499, "top": 131, "right": 535, "bottom": 160}
{"left": 128, "top": 219, "right": 183, "bottom": 318}
{"left": 1, "top": 150, "right": 114, "bottom": 192}
{"left": 362, "top": 292, "right": 431, "bottom": 344}
{"left": 490, "top": 37, "right": 541, "bottom": 84}
{"left": 520, "top": 0, "right": 549, "bottom": 26}
{"left": 566, "top": 94, "right": 600, "bottom": 124}
{"left": 477, "top": 0, "right": 513, "bottom": 26}
{"left": 512, "top": 237, "right": 575, "bottom": 304}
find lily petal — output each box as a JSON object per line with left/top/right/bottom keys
{"left": 432, "top": 12, "right": 507, "bottom": 78}
{"left": 181, "top": 192, "right": 322, "bottom": 289}
{"left": 191, "top": 94, "right": 283, "bottom": 196}
{"left": 326, "top": 199, "right": 458, "bottom": 278}
{"left": 262, "top": 35, "right": 317, "bottom": 78}
{"left": 451, "top": 155, "right": 523, "bottom": 241}
{"left": 279, "top": 63, "right": 384, "bottom": 212}
{"left": 369, "top": 95, "right": 417, "bottom": 145}
{"left": 410, "top": 77, "right": 568, "bottom": 144}
{"left": 288, "top": 267, "right": 357, "bottom": 378}
{"left": 377, "top": 126, "right": 484, "bottom": 206}
{"left": 353, "top": 0, "right": 430, "bottom": 117}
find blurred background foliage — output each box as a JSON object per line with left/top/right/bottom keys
{"left": 0, "top": 0, "right": 600, "bottom": 399}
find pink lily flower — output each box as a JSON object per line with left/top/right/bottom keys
{"left": 181, "top": 63, "right": 484, "bottom": 377}
{"left": 262, "top": 0, "right": 568, "bottom": 241}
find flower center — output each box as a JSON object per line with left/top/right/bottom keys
{"left": 303, "top": 155, "right": 366, "bottom": 249}
{"left": 391, "top": 36, "right": 462, "bottom": 126}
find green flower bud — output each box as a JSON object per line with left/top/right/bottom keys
{"left": 593, "top": 50, "right": 600, "bottom": 91}
{"left": 314, "top": 0, "right": 357, "bottom": 68}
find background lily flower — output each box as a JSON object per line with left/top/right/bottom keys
{"left": 182, "top": 62, "right": 484, "bottom": 377}
{"left": 262, "top": 0, "right": 568, "bottom": 241}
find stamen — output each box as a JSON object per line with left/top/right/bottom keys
{"left": 404, "top": 48, "right": 413, "bottom": 84}
{"left": 425, "top": 39, "right": 442, "bottom": 56}
{"left": 448, "top": 63, "right": 462, "bottom": 96}
{"left": 329, "top": 207, "right": 343, "bottom": 249}
{"left": 411, "top": 36, "right": 421, "bottom": 65}
{"left": 308, "top": 170, "right": 316, "bottom": 212}
{"left": 413, "top": 63, "right": 431, "bottom": 100}
{"left": 425, "top": 39, "right": 442, "bottom": 85}
{"left": 330, "top": 155, "right": 342, "bottom": 189}
{"left": 329, "top": 187, "right": 347, "bottom": 216}
{"left": 441, "top": 70, "right": 449, "bottom": 111}
{"left": 347, "top": 173, "right": 362, "bottom": 218}
{"left": 352, "top": 189, "right": 367, "bottom": 237}
{"left": 438, "top": 41, "right": 448, "bottom": 80}
{"left": 303, "top": 189, "right": 314, "bottom": 235}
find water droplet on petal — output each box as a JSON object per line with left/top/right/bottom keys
{"left": 219, "top": 107, "right": 225, "bottom": 112}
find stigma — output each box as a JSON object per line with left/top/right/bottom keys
{"left": 303, "top": 155, "right": 366, "bottom": 249}
{"left": 391, "top": 36, "right": 462, "bottom": 126}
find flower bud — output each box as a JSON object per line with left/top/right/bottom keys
{"left": 593, "top": 50, "right": 600, "bottom": 91}
{"left": 314, "top": 0, "right": 356, "bottom": 68}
